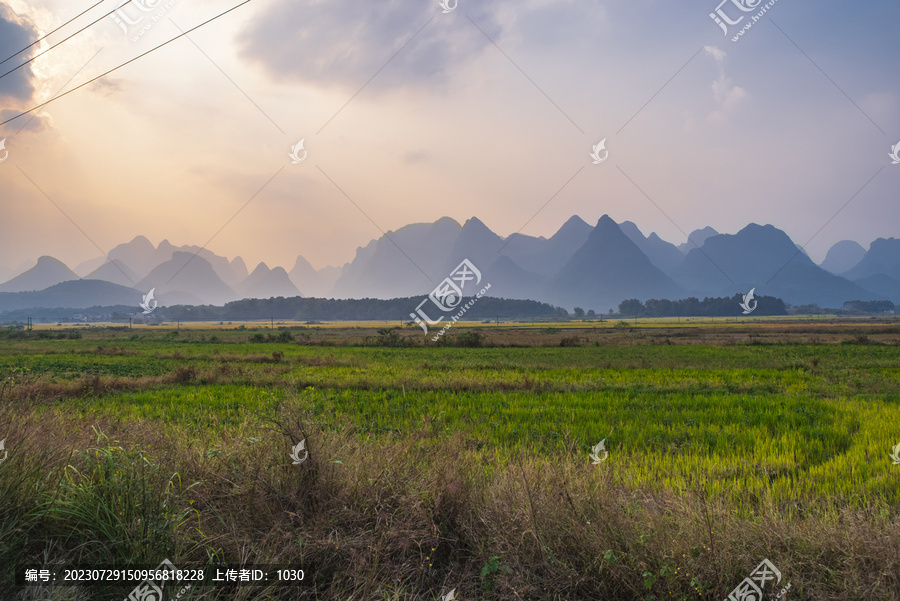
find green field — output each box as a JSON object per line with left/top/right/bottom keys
{"left": 2, "top": 322, "right": 899, "bottom": 600}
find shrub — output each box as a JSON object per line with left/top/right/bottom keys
{"left": 173, "top": 366, "right": 195, "bottom": 384}
{"left": 375, "top": 328, "right": 405, "bottom": 347}
{"left": 273, "top": 331, "right": 294, "bottom": 343}
{"left": 456, "top": 331, "right": 486, "bottom": 348}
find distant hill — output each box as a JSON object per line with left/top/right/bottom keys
{"left": 820, "top": 240, "right": 866, "bottom": 274}
{"left": 238, "top": 263, "right": 301, "bottom": 299}
{"left": 107, "top": 236, "right": 160, "bottom": 280}
{"left": 230, "top": 256, "right": 249, "bottom": 283}
{"left": 548, "top": 215, "right": 683, "bottom": 312}
{"left": 0, "top": 256, "right": 78, "bottom": 293}
{"left": 678, "top": 227, "right": 719, "bottom": 254}
{"left": 331, "top": 217, "right": 463, "bottom": 299}
{"left": 105, "top": 236, "right": 247, "bottom": 287}
{"left": 330, "top": 215, "right": 590, "bottom": 301}
{"left": 481, "top": 254, "right": 546, "bottom": 301}
{"left": 73, "top": 256, "right": 108, "bottom": 277}
{"left": 843, "top": 238, "right": 900, "bottom": 280}
{"left": 1, "top": 218, "right": 895, "bottom": 313}
{"left": 85, "top": 259, "right": 140, "bottom": 287}
{"left": 674, "top": 224, "right": 877, "bottom": 307}
{"left": 137, "top": 252, "right": 237, "bottom": 306}
{"left": 289, "top": 255, "right": 341, "bottom": 298}
{"left": 501, "top": 215, "right": 593, "bottom": 278}
{"left": 619, "top": 221, "right": 684, "bottom": 273}
{"left": 0, "top": 279, "right": 140, "bottom": 311}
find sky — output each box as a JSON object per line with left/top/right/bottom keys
{"left": 0, "top": 0, "right": 898, "bottom": 279}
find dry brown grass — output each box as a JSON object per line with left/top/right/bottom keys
{"left": 7, "top": 398, "right": 895, "bottom": 600}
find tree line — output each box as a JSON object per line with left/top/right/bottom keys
{"left": 161, "top": 295, "right": 570, "bottom": 322}
{"left": 617, "top": 294, "right": 788, "bottom": 317}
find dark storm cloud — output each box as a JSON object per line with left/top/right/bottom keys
{"left": 237, "top": 0, "right": 503, "bottom": 89}
{"left": 0, "top": 3, "right": 38, "bottom": 101}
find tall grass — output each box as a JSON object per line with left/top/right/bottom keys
{"left": 4, "top": 401, "right": 899, "bottom": 600}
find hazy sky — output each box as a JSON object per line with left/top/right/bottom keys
{"left": 0, "top": 0, "right": 897, "bottom": 277}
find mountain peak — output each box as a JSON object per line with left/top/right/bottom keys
{"left": 239, "top": 261, "right": 299, "bottom": 299}
{"left": 552, "top": 215, "right": 592, "bottom": 239}
{"left": 733, "top": 223, "right": 794, "bottom": 247}
{"left": 562, "top": 215, "right": 589, "bottom": 228}
{"left": 35, "top": 255, "right": 69, "bottom": 267}
{"left": 820, "top": 240, "right": 866, "bottom": 274}
{"left": 128, "top": 235, "right": 154, "bottom": 247}
{"left": 291, "top": 255, "right": 313, "bottom": 272}
{"left": 462, "top": 216, "right": 489, "bottom": 230}
{"left": 679, "top": 226, "right": 719, "bottom": 254}
{"left": 434, "top": 216, "right": 462, "bottom": 228}
{"left": 596, "top": 214, "right": 618, "bottom": 228}
{"left": 550, "top": 214, "right": 682, "bottom": 311}
{"left": 0, "top": 255, "right": 78, "bottom": 293}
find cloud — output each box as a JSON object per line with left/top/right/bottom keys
{"left": 704, "top": 45, "right": 746, "bottom": 122}
{"left": 0, "top": 4, "right": 38, "bottom": 101}
{"left": 88, "top": 77, "right": 125, "bottom": 97}
{"left": 237, "top": 0, "right": 503, "bottom": 91}
{"left": 703, "top": 45, "right": 726, "bottom": 63}
{"left": 0, "top": 108, "right": 50, "bottom": 135}
{"left": 403, "top": 149, "right": 430, "bottom": 164}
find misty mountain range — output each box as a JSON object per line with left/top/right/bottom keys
{"left": 0, "top": 217, "right": 898, "bottom": 313}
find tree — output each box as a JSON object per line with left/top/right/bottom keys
{"left": 573, "top": 307, "right": 585, "bottom": 319}
{"left": 618, "top": 299, "right": 645, "bottom": 316}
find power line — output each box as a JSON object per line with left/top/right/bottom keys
{"left": 0, "top": 0, "right": 134, "bottom": 82}
{"left": 0, "top": 0, "right": 257, "bottom": 128}
{"left": 0, "top": 0, "right": 108, "bottom": 67}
